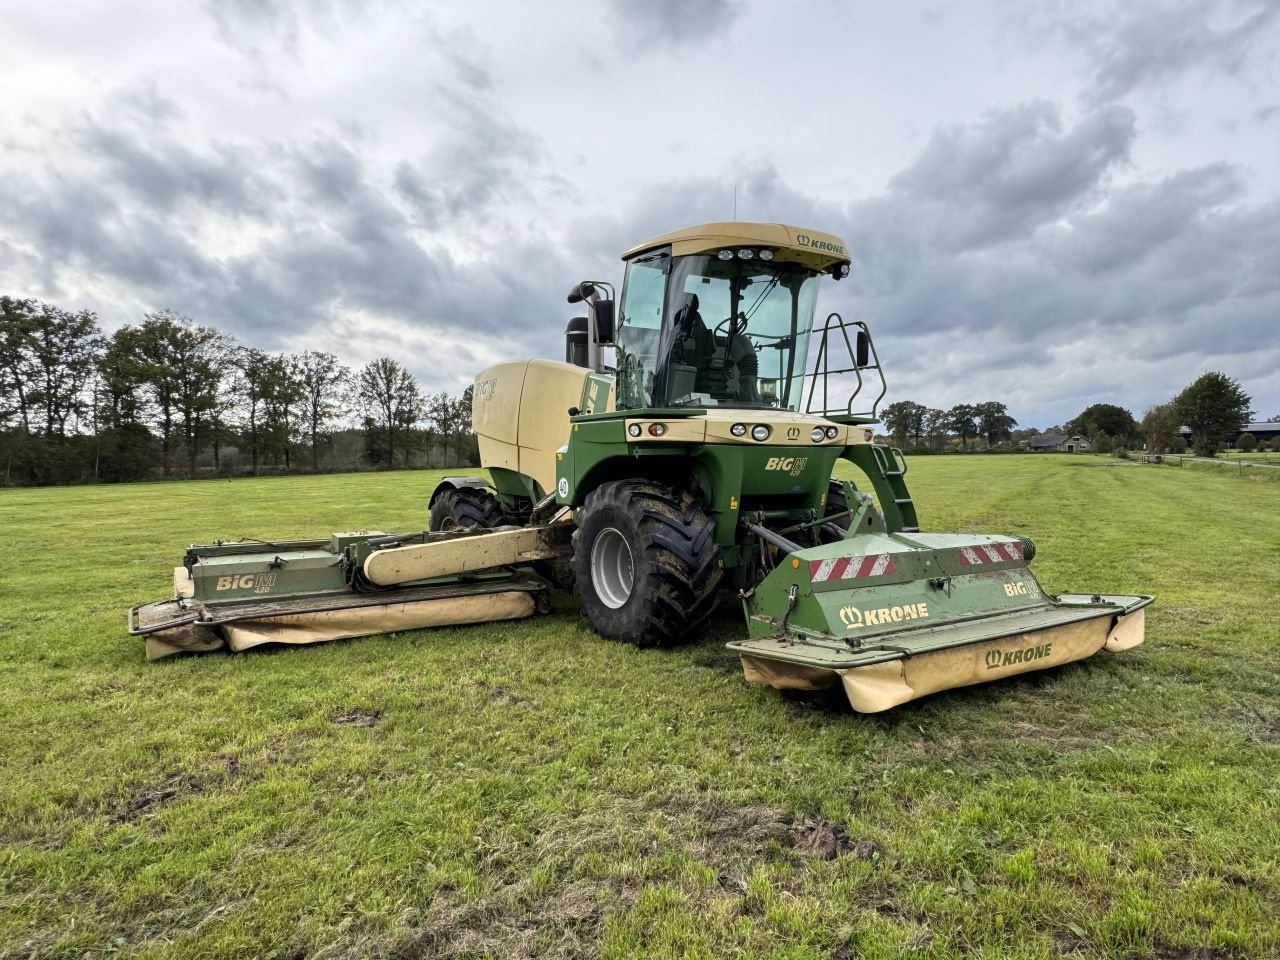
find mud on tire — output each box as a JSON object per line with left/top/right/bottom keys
{"left": 572, "top": 480, "right": 723, "bottom": 648}
{"left": 429, "top": 487, "right": 503, "bottom": 532}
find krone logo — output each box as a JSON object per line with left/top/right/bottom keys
{"left": 839, "top": 601, "right": 929, "bottom": 630}
{"left": 984, "top": 642, "right": 1054, "bottom": 670}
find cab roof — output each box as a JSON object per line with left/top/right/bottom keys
{"left": 620, "top": 221, "right": 852, "bottom": 272}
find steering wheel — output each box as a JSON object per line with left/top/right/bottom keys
{"left": 713, "top": 314, "right": 749, "bottom": 340}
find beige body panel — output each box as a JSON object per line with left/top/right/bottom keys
{"left": 623, "top": 409, "right": 875, "bottom": 447}
{"left": 173, "top": 567, "right": 195, "bottom": 599}
{"left": 144, "top": 623, "right": 226, "bottom": 661}
{"left": 473, "top": 359, "right": 597, "bottom": 496}
{"left": 220, "top": 592, "right": 536, "bottom": 652}
{"left": 621, "top": 221, "right": 851, "bottom": 272}
{"left": 739, "top": 607, "right": 1146, "bottom": 713}
{"left": 362, "top": 524, "right": 573, "bottom": 586}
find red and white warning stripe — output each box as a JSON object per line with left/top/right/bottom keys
{"left": 957, "top": 541, "right": 1024, "bottom": 566}
{"left": 808, "top": 553, "right": 897, "bottom": 582}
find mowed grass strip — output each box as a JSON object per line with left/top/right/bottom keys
{"left": 0, "top": 456, "right": 1276, "bottom": 959}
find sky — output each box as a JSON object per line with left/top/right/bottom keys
{"left": 1, "top": 0, "right": 1276, "bottom": 428}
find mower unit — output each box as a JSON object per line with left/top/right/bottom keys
{"left": 130, "top": 527, "right": 567, "bottom": 661}
{"left": 129, "top": 220, "right": 1152, "bottom": 713}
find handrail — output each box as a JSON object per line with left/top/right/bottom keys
{"left": 804, "top": 313, "right": 888, "bottom": 421}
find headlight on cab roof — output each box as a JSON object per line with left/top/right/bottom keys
{"left": 810, "top": 427, "right": 825, "bottom": 442}
{"left": 731, "top": 423, "right": 747, "bottom": 437}
{"left": 751, "top": 424, "right": 770, "bottom": 442}
{"left": 825, "top": 426, "right": 839, "bottom": 439}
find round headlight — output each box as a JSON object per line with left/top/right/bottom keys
{"left": 717, "top": 249, "right": 734, "bottom": 261}
{"left": 737, "top": 248, "right": 753, "bottom": 259}
{"left": 825, "top": 425, "right": 839, "bottom": 439}
{"left": 838, "top": 263, "right": 851, "bottom": 277}
{"left": 628, "top": 423, "right": 641, "bottom": 437}
{"left": 648, "top": 423, "right": 666, "bottom": 437}
{"left": 730, "top": 423, "right": 747, "bottom": 437}
{"left": 751, "top": 424, "right": 770, "bottom": 442}
{"left": 810, "top": 427, "right": 826, "bottom": 443}
{"left": 758, "top": 249, "right": 774, "bottom": 261}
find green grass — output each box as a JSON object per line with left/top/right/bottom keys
{"left": 1, "top": 456, "right": 1277, "bottom": 959}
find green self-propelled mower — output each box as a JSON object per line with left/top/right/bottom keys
{"left": 130, "top": 221, "right": 1152, "bottom": 712}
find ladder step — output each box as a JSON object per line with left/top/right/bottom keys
{"left": 894, "top": 498, "right": 914, "bottom": 505}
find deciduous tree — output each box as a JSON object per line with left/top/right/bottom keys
{"left": 357, "top": 358, "right": 423, "bottom": 468}
{"left": 946, "top": 404, "right": 979, "bottom": 449}
{"left": 295, "top": 351, "right": 351, "bottom": 470}
{"left": 975, "top": 401, "right": 1017, "bottom": 448}
{"left": 1140, "top": 404, "right": 1179, "bottom": 454}
{"left": 1173, "top": 371, "right": 1252, "bottom": 458}
{"left": 1068, "top": 403, "right": 1138, "bottom": 446}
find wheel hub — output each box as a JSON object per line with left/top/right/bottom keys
{"left": 590, "top": 527, "right": 634, "bottom": 609}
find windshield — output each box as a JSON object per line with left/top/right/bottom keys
{"left": 615, "top": 252, "right": 821, "bottom": 411}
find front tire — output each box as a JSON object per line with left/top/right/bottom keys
{"left": 429, "top": 487, "right": 503, "bottom": 532}
{"left": 572, "top": 480, "right": 723, "bottom": 648}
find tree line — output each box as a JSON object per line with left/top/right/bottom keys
{"left": 878, "top": 401, "right": 1019, "bottom": 452}
{"left": 880, "top": 371, "right": 1260, "bottom": 458}
{"left": 0, "top": 297, "right": 476, "bottom": 486}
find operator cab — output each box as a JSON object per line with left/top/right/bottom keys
{"left": 616, "top": 246, "right": 827, "bottom": 411}
{"left": 612, "top": 223, "right": 852, "bottom": 412}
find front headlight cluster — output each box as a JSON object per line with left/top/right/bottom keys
{"left": 730, "top": 423, "right": 773, "bottom": 441}
{"left": 628, "top": 422, "right": 669, "bottom": 438}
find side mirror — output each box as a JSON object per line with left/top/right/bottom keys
{"left": 567, "top": 281, "right": 596, "bottom": 304}
{"left": 593, "top": 300, "right": 615, "bottom": 344}
{"left": 855, "top": 331, "right": 870, "bottom": 368}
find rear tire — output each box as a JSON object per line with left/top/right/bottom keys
{"left": 429, "top": 487, "right": 503, "bottom": 532}
{"left": 572, "top": 480, "right": 723, "bottom": 648}
{"left": 820, "top": 479, "right": 852, "bottom": 543}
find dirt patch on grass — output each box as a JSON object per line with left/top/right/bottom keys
{"left": 1234, "top": 702, "right": 1280, "bottom": 743}
{"left": 116, "top": 772, "right": 204, "bottom": 821}
{"left": 702, "top": 804, "right": 876, "bottom": 862}
{"left": 338, "top": 879, "right": 627, "bottom": 960}
{"left": 331, "top": 708, "right": 382, "bottom": 727}
{"left": 696, "top": 651, "right": 743, "bottom": 674}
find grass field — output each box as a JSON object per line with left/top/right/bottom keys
{"left": 1, "top": 455, "right": 1277, "bottom": 959}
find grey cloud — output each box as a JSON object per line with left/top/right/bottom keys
{"left": 394, "top": 86, "right": 559, "bottom": 230}
{"left": 204, "top": 0, "right": 302, "bottom": 56}
{"left": 0, "top": 105, "right": 566, "bottom": 394}
{"left": 1055, "top": 0, "right": 1280, "bottom": 104}
{"left": 202, "top": 0, "right": 400, "bottom": 58}
{"left": 606, "top": 0, "right": 740, "bottom": 48}
{"left": 76, "top": 120, "right": 270, "bottom": 218}
{"left": 820, "top": 102, "right": 1280, "bottom": 421}
{"left": 890, "top": 102, "right": 1136, "bottom": 251}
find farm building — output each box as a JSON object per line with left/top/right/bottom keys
{"left": 1029, "top": 433, "right": 1092, "bottom": 452}
{"left": 1180, "top": 421, "right": 1280, "bottom": 447}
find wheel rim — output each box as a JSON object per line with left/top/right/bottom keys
{"left": 590, "top": 527, "right": 634, "bottom": 609}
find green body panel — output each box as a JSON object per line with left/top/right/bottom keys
{"left": 490, "top": 465, "right": 543, "bottom": 509}
{"left": 189, "top": 547, "right": 345, "bottom": 603}
{"left": 554, "top": 410, "right": 846, "bottom": 568}
{"left": 840, "top": 444, "right": 919, "bottom": 533}
{"left": 730, "top": 529, "right": 1152, "bottom": 669}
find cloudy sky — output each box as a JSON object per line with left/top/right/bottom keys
{"left": 2, "top": 0, "right": 1276, "bottom": 427}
